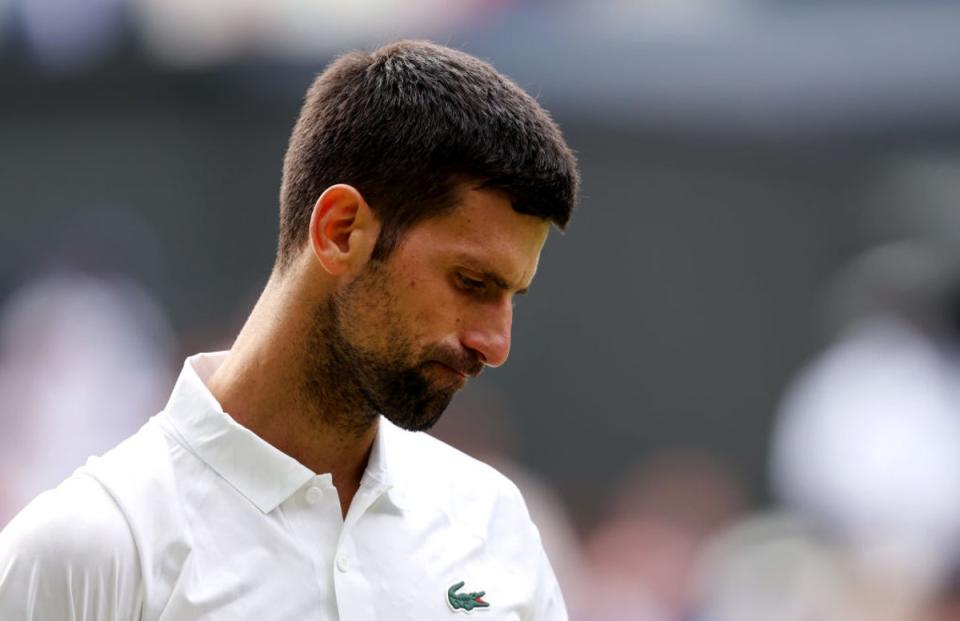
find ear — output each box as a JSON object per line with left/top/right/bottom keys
{"left": 308, "top": 184, "right": 380, "bottom": 276}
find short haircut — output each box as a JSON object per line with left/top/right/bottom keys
{"left": 276, "top": 40, "right": 579, "bottom": 268}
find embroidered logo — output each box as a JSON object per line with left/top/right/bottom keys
{"left": 447, "top": 581, "right": 490, "bottom": 612}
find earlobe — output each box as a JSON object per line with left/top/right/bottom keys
{"left": 308, "top": 184, "right": 378, "bottom": 276}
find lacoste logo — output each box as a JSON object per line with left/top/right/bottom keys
{"left": 447, "top": 581, "right": 490, "bottom": 612}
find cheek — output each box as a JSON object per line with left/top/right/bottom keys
{"left": 402, "top": 276, "right": 462, "bottom": 336}
{"left": 368, "top": 285, "right": 436, "bottom": 350}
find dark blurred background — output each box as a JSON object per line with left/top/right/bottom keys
{"left": 4, "top": 2, "right": 960, "bottom": 619}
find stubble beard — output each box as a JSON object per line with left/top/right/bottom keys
{"left": 301, "top": 262, "right": 460, "bottom": 437}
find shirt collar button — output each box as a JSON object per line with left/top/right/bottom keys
{"left": 304, "top": 486, "right": 323, "bottom": 505}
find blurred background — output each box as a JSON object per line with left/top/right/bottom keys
{"left": 3, "top": 0, "right": 960, "bottom": 619}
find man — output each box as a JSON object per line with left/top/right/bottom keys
{"left": 0, "top": 40, "right": 578, "bottom": 620}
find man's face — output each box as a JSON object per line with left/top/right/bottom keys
{"left": 310, "top": 186, "right": 550, "bottom": 433}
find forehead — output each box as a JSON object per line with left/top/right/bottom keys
{"left": 397, "top": 187, "right": 551, "bottom": 288}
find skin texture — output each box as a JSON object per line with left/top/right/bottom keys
{"left": 208, "top": 183, "right": 549, "bottom": 516}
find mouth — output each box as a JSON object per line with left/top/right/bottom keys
{"left": 424, "top": 348, "right": 484, "bottom": 381}
{"left": 435, "top": 362, "right": 468, "bottom": 379}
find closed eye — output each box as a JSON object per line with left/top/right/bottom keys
{"left": 456, "top": 273, "right": 486, "bottom": 292}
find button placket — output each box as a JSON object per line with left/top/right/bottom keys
{"left": 333, "top": 533, "right": 373, "bottom": 620}
{"left": 335, "top": 528, "right": 356, "bottom": 576}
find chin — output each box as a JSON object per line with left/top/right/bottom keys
{"left": 384, "top": 392, "right": 454, "bottom": 432}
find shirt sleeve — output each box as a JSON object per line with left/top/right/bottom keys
{"left": 0, "top": 474, "right": 143, "bottom": 620}
{"left": 532, "top": 542, "right": 568, "bottom": 621}
{"left": 494, "top": 480, "right": 569, "bottom": 621}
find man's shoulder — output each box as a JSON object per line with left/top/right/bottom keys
{"left": 0, "top": 473, "right": 145, "bottom": 618}
{"left": 0, "top": 473, "right": 143, "bottom": 613}
{"left": 391, "top": 423, "right": 519, "bottom": 491}
{"left": 0, "top": 417, "right": 178, "bottom": 577}
{"left": 80, "top": 415, "right": 187, "bottom": 508}
{"left": 1, "top": 474, "right": 136, "bottom": 565}
{"left": 384, "top": 422, "right": 532, "bottom": 531}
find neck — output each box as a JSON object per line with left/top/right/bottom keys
{"left": 207, "top": 266, "right": 377, "bottom": 517}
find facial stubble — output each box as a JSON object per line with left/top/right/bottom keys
{"left": 302, "top": 261, "right": 461, "bottom": 437}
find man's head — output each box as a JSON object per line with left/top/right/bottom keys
{"left": 277, "top": 41, "right": 578, "bottom": 433}
{"left": 277, "top": 39, "right": 578, "bottom": 268}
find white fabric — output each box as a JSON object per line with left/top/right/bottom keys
{"left": 0, "top": 352, "right": 566, "bottom": 620}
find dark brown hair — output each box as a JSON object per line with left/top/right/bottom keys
{"left": 276, "top": 40, "right": 579, "bottom": 269}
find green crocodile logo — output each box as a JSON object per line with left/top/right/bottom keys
{"left": 447, "top": 581, "right": 490, "bottom": 612}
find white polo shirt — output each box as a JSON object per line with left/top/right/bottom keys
{"left": 0, "top": 352, "right": 566, "bottom": 620}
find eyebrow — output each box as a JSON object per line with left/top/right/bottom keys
{"left": 454, "top": 256, "right": 529, "bottom": 295}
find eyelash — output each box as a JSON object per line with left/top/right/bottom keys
{"left": 455, "top": 273, "right": 520, "bottom": 307}
{"left": 456, "top": 274, "right": 485, "bottom": 292}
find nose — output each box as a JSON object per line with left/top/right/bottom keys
{"left": 460, "top": 299, "right": 513, "bottom": 368}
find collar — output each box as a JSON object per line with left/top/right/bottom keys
{"left": 160, "top": 352, "right": 402, "bottom": 514}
